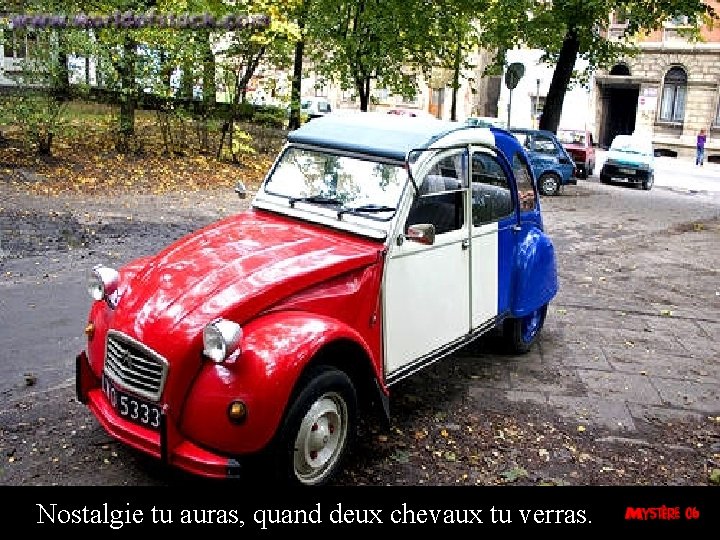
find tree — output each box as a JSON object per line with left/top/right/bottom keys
{"left": 430, "top": 1, "right": 485, "bottom": 121}
{"left": 475, "top": 0, "right": 718, "bottom": 133}
{"left": 307, "top": 0, "right": 447, "bottom": 111}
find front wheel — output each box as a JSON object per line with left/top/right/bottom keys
{"left": 539, "top": 173, "right": 561, "bottom": 196}
{"left": 502, "top": 305, "right": 548, "bottom": 354}
{"left": 642, "top": 174, "right": 654, "bottom": 191}
{"left": 274, "top": 366, "right": 357, "bottom": 486}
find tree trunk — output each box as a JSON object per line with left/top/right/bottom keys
{"left": 539, "top": 27, "right": 579, "bottom": 134}
{"left": 38, "top": 132, "right": 53, "bottom": 156}
{"left": 450, "top": 39, "right": 462, "bottom": 122}
{"left": 202, "top": 30, "right": 216, "bottom": 107}
{"left": 288, "top": 38, "right": 305, "bottom": 130}
{"left": 180, "top": 58, "right": 194, "bottom": 100}
{"left": 116, "top": 35, "right": 137, "bottom": 153}
{"left": 55, "top": 49, "right": 70, "bottom": 102}
{"left": 357, "top": 76, "right": 371, "bottom": 111}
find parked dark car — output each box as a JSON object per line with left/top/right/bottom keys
{"left": 510, "top": 128, "right": 576, "bottom": 196}
{"left": 557, "top": 129, "right": 596, "bottom": 179}
{"left": 599, "top": 134, "right": 655, "bottom": 190}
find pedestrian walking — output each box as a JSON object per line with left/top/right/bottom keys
{"left": 696, "top": 128, "right": 707, "bottom": 165}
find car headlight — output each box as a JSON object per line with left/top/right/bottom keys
{"left": 88, "top": 264, "right": 120, "bottom": 307}
{"left": 203, "top": 319, "right": 243, "bottom": 363}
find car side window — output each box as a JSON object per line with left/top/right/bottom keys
{"left": 534, "top": 134, "right": 557, "bottom": 155}
{"left": 512, "top": 152, "right": 537, "bottom": 212}
{"left": 406, "top": 151, "right": 465, "bottom": 235}
{"left": 471, "top": 151, "right": 514, "bottom": 225}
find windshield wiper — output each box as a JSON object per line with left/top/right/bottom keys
{"left": 336, "top": 204, "right": 396, "bottom": 219}
{"left": 288, "top": 195, "right": 343, "bottom": 208}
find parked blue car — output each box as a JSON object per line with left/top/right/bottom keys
{"left": 510, "top": 128, "right": 576, "bottom": 196}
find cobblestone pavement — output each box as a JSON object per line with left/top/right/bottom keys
{"left": 1, "top": 177, "right": 719, "bottom": 485}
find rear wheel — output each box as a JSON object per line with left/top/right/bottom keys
{"left": 273, "top": 366, "right": 357, "bottom": 486}
{"left": 502, "top": 305, "right": 548, "bottom": 354}
{"left": 539, "top": 173, "right": 561, "bottom": 196}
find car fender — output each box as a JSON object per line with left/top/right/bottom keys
{"left": 511, "top": 225, "right": 559, "bottom": 317}
{"left": 179, "top": 310, "right": 377, "bottom": 455}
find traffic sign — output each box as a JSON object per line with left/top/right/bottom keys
{"left": 505, "top": 62, "right": 525, "bottom": 90}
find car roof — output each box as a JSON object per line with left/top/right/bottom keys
{"left": 287, "top": 111, "right": 496, "bottom": 161}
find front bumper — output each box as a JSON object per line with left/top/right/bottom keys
{"left": 600, "top": 163, "right": 652, "bottom": 184}
{"left": 75, "top": 351, "right": 241, "bottom": 479}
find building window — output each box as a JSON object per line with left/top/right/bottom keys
{"left": 610, "top": 64, "right": 631, "bottom": 76}
{"left": 667, "top": 15, "right": 690, "bottom": 26}
{"left": 4, "top": 30, "right": 36, "bottom": 59}
{"left": 714, "top": 98, "right": 720, "bottom": 127}
{"left": 531, "top": 95, "right": 545, "bottom": 126}
{"left": 612, "top": 8, "right": 628, "bottom": 24}
{"left": 659, "top": 67, "right": 687, "bottom": 122}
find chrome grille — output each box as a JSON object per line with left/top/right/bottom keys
{"left": 104, "top": 331, "right": 168, "bottom": 402}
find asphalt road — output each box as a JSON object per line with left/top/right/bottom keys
{"left": 1, "top": 159, "right": 719, "bottom": 486}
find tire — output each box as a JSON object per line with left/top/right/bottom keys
{"left": 502, "top": 305, "right": 548, "bottom": 354}
{"left": 642, "top": 174, "right": 654, "bottom": 191}
{"left": 538, "top": 173, "right": 561, "bottom": 196}
{"left": 599, "top": 173, "right": 610, "bottom": 184}
{"left": 274, "top": 366, "right": 357, "bottom": 486}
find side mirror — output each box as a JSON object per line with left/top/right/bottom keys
{"left": 234, "top": 181, "right": 247, "bottom": 199}
{"left": 406, "top": 223, "right": 436, "bottom": 246}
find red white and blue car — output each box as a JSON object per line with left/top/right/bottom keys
{"left": 76, "top": 112, "right": 559, "bottom": 486}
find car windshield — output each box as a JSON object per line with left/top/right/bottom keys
{"left": 557, "top": 130, "right": 585, "bottom": 145}
{"left": 611, "top": 136, "right": 651, "bottom": 155}
{"left": 263, "top": 147, "right": 408, "bottom": 219}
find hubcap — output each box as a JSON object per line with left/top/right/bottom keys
{"left": 542, "top": 176, "right": 558, "bottom": 194}
{"left": 293, "top": 393, "right": 348, "bottom": 485}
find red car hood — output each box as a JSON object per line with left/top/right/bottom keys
{"left": 111, "top": 209, "right": 383, "bottom": 346}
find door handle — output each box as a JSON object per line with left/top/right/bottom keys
{"left": 461, "top": 238, "right": 470, "bottom": 250}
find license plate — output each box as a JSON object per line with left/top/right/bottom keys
{"left": 618, "top": 168, "right": 635, "bottom": 175}
{"left": 101, "top": 374, "right": 162, "bottom": 430}
{"left": 612, "top": 177, "right": 629, "bottom": 182}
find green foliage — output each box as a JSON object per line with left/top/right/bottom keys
{"left": 2, "top": 92, "right": 70, "bottom": 155}
{"left": 252, "top": 105, "right": 288, "bottom": 128}
{"left": 0, "top": 23, "right": 87, "bottom": 155}
{"left": 231, "top": 129, "right": 256, "bottom": 156}
{"left": 305, "top": 0, "right": 452, "bottom": 109}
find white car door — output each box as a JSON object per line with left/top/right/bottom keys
{"left": 383, "top": 148, "right": 471, "bottom": 380}
{"left": 469, "top": 148, "right": 517, "bottom": 328}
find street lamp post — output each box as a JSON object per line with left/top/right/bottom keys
{"left": 535, "top": 78, "right": 541, "bottom": 129}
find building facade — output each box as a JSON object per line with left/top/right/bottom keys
{"left": 594, "top": 12, "right": 720, "bottom": 159}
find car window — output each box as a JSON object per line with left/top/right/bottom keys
{"left": 471, "top": 151, "right": 514, "bottom": 225}
{"left": 557, "top": 131, "right": 574, "bottom": 145}
{"left": 534, "top": 134, "right": 557, "bottom": 155}
{"left": 512, "top": 131, "right": 531, "bottom": 149}
{"left": 611, "top": 136, "right": 652, "bottom": 156}
{"left": 512, "top": 152, "right": 536, "bottom": 212}
{"left": 406, "top": 150, "right": 466, "bottom": 235}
